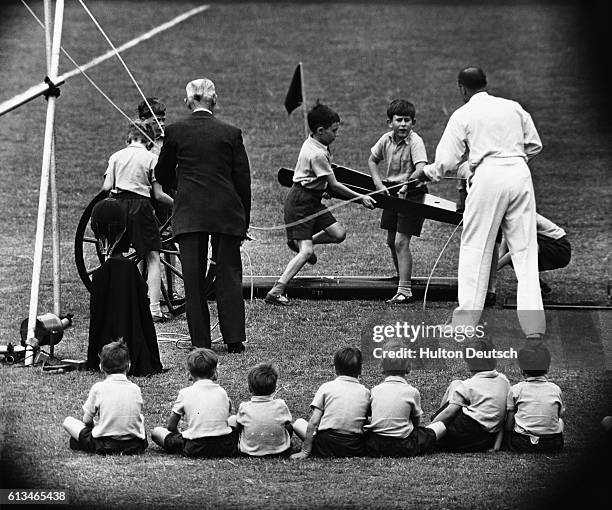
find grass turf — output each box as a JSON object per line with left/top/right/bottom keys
{"left": 0, "top": 1, "right": 611, "bottom": 509}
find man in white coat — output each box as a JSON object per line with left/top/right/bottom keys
{"left": 412, "top": 66, "right": 545, "bottom": 339}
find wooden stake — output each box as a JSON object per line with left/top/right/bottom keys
{"left": 299, "top": 62, "right": 309, "bottom": 139}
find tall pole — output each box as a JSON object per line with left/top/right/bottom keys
{"left": 25, "top": 0, "right": 65, "bottom": 365}
{"left": 299, "top": 62, "right": 308, "bottom": 139}
{"left": 44, "top": 0, "right": 61, "bottom": 322}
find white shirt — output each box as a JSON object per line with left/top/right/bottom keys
{"left": 424, "top": 91, "right": 542, "bottom": 182}
{"left": 292, "top": 136, "right": 333, "bottom": 190}
{"left": 236, "top": 395, "right": 292, "bottom": 456}
{"left": 370, "top": 131, "right": 428, "bottom": 180}
{"left": 450, "top": 370, "right": 511, "bottom": 433}
{"left": 82, "top": 373, "right": 146, "bottom": 440}
{"left": 105, "top": 142, "right": 158, "bottom": 197}
{"left": 507, "top": 376, "right": 564, "bottom": 435}
{"left": 172, "top": 379, "right": 232, "bottom": 439}
{"left": 311, "top": 376, "right": 371, "bottom": 434}
{"left": 365, "top": 376, "right": 422, "bottom": 438}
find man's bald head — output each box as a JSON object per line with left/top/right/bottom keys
{"left": 457, "top": 67, "right": 487, "bottom": 91}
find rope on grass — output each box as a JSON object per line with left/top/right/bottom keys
{"left": 76, "top": 0, "right": 165, "bottom": 137}
{"left": 20, "top": 0, "right": 155, "bottom": 146}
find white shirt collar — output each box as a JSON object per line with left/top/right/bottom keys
{"left": 384, "top": 375, "right": 408, "bottom": 384}
{"left": 193, "top": 107, "right": 213, "bottom": 114}
{"left": 105, "top": 373, "right": 129, "bottom": 382}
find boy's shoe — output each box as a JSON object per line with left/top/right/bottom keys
{"left": 152, "top": 312, "right": 172, "bottom": 323}
{"left": 287, "top": 240, "right": 317, "bottom": 265}
{"left": 265, "top": 293, "right": 290, "bottom": 306}
{"left": 386, "top": 292, "right": 413, "bottom": 304}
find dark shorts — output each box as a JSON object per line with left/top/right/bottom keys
{"left": 436, "top": 411, "right": 497, "bottom": 453}
{"left": 380, "top": 190, "right": 425, "bottom": 237}
{"left": 365, "top": 427, "right": 437, "bottom": 457}
{"left": 538, "top": 235, "right": 571, "bottom": 271}
{"left": 69, "top": 426, "right": 147, "bottom": 455}
{"left": 507, "top": 431, "right": 563, "bottom": 453}
{"left": 311, "top": 429, "right": 365, "bottom": 458}
{"left": 164, "top": 430, "right": 238, "bottom": 458}
{"left": 115, "top": 192, "right": 161, "bottom": 257}
{"left": 284, "top": 184, "right": 337, "bottom": 241}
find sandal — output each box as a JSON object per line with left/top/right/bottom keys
{"left": 386, "top": 292, "right": 413, "bottom": 304}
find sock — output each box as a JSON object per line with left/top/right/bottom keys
{"left": 150, "top": 302, "right": 161, "bottom": 316}
{"left": 268, "top": 281, "right": 286, "bottom": 297}
{"left": 397, "top": 281, "right": 412, "bottom": 297}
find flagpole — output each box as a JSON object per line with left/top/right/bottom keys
{"left": 25, "top": 0, "right": 64, "bottom": 365}
{"left": 299, "top": 62, "right": 308, "bottom": 139}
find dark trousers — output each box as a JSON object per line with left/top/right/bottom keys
{"left": 177, "top": 232, "right": 245, "bottom": 347}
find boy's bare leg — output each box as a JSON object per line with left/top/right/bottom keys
{"left": 426, "top": 421, "right": 447, "bottom": 440}
{"left": 386, "top": 230, "right": 399, "bottom": 274}
{"left": 395, "top": 233, "right": 413, "bottom": 297}
{"left": 292, "top": 418, "right": 308, "bottom": 441}
{"left": 151, "top": 426, "right": 171, "bottom": 447}
{"left": 146, "top": 251, "right": 163, "bottom": 316}
{"left": 266, "top": 240, "right": 314, "bottom": 302}
{"left": 62, "top": 417, "right": 86, "bottom": 440}
{"left": 312, "top": 222, "right": 346, "bottom": 245}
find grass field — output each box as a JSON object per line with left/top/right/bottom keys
{"left": 1, "top": 1, "right": 611, "bottom": 509}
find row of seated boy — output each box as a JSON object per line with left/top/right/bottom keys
{"left": 63, "top": 340, "right": 563, "bottom": 457}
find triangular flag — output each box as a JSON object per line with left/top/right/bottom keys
{"left": 284, "top": 64, "right": 303, "bottom": 115}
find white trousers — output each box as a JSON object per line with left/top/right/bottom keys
{"left": 452, "top": 158, "right": 545, "bottom": 336}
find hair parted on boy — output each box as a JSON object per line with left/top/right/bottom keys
{"left": 247, "top": 362, "right": 280, "bottom": 396}
{"left": 187, "top": 348, "right": 218, "bottom": 379}
{"left": 307, "top": 102, "right": 340, "bottom": 133}
{"left": 386, "top": 99, "right": 416, "bottom": 121}
{"left": 334, "top": 346, "right": 363, "bottom": 378}
{"left": 126, "top": 120, "right": 154, "bottom": 145}
{"left": 99, "top": 339, "right": 130, "bottom": 374}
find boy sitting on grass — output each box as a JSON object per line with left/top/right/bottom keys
{"left": 367, "top": 99, "right": 428, "bottom": 303}
{"left": 365, "top": 340, "right": 446, "bottom": 457}
{"left": 505, "top": 345, "right": 564, "bottom": 453}
{"left": 228, "top": 362, "right": 294, "bottom": 458}
{"left": 63, "top": 340, "right": 147, "bottom": 455}
{"left": 431, "top": 339, "right": 510, "bottom": 452}
{"left": 265, "top": 103, "right": 375, "bottom": 306}
{"left": 291, "top": 346, "right": 370, "bottom": 459}
{"left": 151, "top": 348, "right": 237, "bottom": 457}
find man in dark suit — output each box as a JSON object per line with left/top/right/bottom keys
{"left": 155, "top": 78, "right": 251, "bottom": 353}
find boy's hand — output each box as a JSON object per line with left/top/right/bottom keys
{"left": 290, "top": 451, "right": 310, "bottom": 460}
{"left": 360, "top": 195, "right": 376, "bottom": 209}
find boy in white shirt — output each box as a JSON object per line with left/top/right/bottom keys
{"left": 62, "top": 340, "right": 147, "bottom": 455}
{"left": 368, "top": 99, "right": 428, "bottom": 303}
{"left": 365, "top": 340, "right": 445, "bottom": 456}
{"left": 229, "top": 362, "right": 293, "bottom": 457}
{"left": 431, "top": 339, "right": 511, "bottom": 452}
{"left": 505, "top": 345, "right": 564, "bottom": 452}
{"left": 292, "top": 347, "right": 370, "bottom": 458}
{"left": 151, "top": 348, "right": 237, "bottom": 457}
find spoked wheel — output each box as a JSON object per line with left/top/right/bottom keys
{"left": 74, "top": 193, "right": 214, "bottom": 317}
